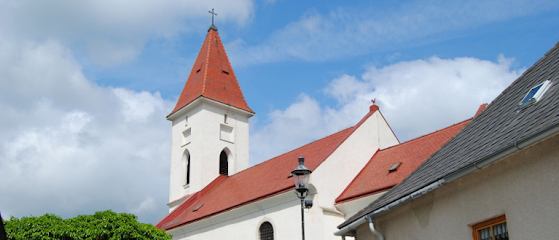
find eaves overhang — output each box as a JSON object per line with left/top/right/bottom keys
{"left": 166, "top": 96, "right": 255, "bottom": 121}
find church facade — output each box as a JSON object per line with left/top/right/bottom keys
{"left": 156, "top": 25, "right": 474, "bottom": 240}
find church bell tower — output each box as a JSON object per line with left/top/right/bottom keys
{"left": 166, "top": 22, "right": 254, "bottom": 208}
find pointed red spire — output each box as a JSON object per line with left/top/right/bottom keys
{"left": 168, "top": 28, "right": 253, "bottom": 117}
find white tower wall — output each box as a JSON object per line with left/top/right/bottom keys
{"left": 167, "top": 98, "right": 252, "bottom": 206}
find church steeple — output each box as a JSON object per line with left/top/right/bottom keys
{"left": 168, "top": 23, "right": 253, "bottom": 118}
{"left": 166, "top": 22, "right": 253, "bottom": 208}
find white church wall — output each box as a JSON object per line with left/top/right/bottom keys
{"left": 311, "top": 111, "right": 399, "bottom": 212}
{"left": 320, "top": 210, "right": 346, "bottom": 240}
{"left": 376, "top": 112, "right": 399, "bottom": 150}
{"left": 169, "top": 103, "right": 203, "bottom": 203}
{"left": 295, "top": 110, "right": 399, "bottom": 239}
{"left": 168, "top": 191, "right": 314, "bottom": 240}
{"left": 195, "top": 100, "right": 251, "bottom": 180}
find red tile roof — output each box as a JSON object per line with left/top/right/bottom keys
{"left": 168, "top": 29, "right": 253, "bottom": 117}
{"left": 156, "top": 126, "right": 355, "bottom": 230}
{"left": 475, "top": 103, "right": 488, "bottom": 116}
{"left": 335, "top": 118, "right": 471, "bottom": 204}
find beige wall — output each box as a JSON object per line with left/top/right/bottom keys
{"left": 355, "top": 132, "right": 559, "bottom": 240}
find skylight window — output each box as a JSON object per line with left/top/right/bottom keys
{"left": 193, "top": 204, "right": 203, "bottom": 212}
{"left": 518, "top": 80, "right": 551, "bottom": 110}
{"left": 389, "top": 162, "right": 401, "bottom": 173}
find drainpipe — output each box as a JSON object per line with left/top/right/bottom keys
{"left": 365, "top": 215, "right": 384, "bottom": 240}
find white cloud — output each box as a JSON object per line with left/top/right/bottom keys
{"left": 250, "top": 94, "right": 323, "bottom": 164}
{"left": 0, "top": 37, "right": 173, "bottom": 224}
{"left": 359, "top": 55, "right": 521, "bottom": 140}
{"left": 228, "top": 0, "right": 559, "bottom": 65}
{"left": 0, "top": 0, "right": 254, "bottom": 65}
{"left": 250, "top": 55, "right": 521, "bottom": 163}
{"left": 113, "top": 88, "right": 166, "bottom": 123}
{"left": 129, "top": 197, "right": 157, "bottom": 216}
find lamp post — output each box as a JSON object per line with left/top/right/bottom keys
{"left": 292, "top": 155, "right": 312, "bottom": 240}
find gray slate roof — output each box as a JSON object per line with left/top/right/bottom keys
{"left": 340, "top": 40, "right": 559, "bottom": 228}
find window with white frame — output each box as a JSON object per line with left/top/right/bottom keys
{"left": 518, "top": 80, "right": 551, "bottom": 109}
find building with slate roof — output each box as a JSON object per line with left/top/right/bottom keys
{"left": 336, "top": 41, "right": 559, "bottom": 240}
{"left": 156, "top": 24, "right": 478, "bottom": 240}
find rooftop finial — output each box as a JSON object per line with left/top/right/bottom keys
{"left": 208, "top": 8, "right": 218, "bottom": 31}
{"left": 370, "top": 98, "right": 379, "bottom": 112}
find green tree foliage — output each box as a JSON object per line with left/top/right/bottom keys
{"left": 3, "top": 210, "right": 172, "bottom": 240}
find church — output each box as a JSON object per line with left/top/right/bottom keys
{"left": 155, "top": 23, "right": 476, "bottom": 240}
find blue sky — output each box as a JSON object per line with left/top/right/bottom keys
{"left": 1, "top": 0, "right": 559, "bottom": 225}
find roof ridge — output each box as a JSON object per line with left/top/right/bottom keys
{"left": 201, "top": 30, "right": 212, "bottom": 96}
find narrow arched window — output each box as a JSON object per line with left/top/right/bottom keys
{"left": 259, "top": 222, "right": 274, "bottom": 240}
{"left": 219, "top": 150, "right": 228, "bottom": 176}
{"left": 186, "top": 154, "right": 190, "bottom": 185}
{"left": 183, "top": 151, "right": 191, "bottom": 186}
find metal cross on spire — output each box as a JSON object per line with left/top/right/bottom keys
{"left": 208, "top": 8, "right": 218, "bottom": 31}
{"left": 209, "top": 8, "right": 217, "bottom": 25}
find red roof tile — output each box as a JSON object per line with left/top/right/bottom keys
{"left": 168, "top": 29, "right": 253, "bottom": 117}
{"left": 157, "top": 126, "right": 355, "bottom": 230}
{"left": 335, "top": 118, "right": 471, "bottom": 204}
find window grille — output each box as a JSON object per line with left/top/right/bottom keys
{"left": 259, "top": 222, "right": 274, "bottom": 240}
{"left": 473, "top": 215, "right": 508, "bottom": 240}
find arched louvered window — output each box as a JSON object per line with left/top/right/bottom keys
{"left": 186, "top": 153, "right": 190, "bottom": 185}
{"left": 259, "top": 222, "right": 274, "bottom": 240}
{"left": 219, "top": 150, "right": 228, "bottom": 176}
{"left": 183, "top": 150, "right": 191, "bottom": 186}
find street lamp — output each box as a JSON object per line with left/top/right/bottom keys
{"left": 292, "top": 155, "right": 312, "bottom": 240}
